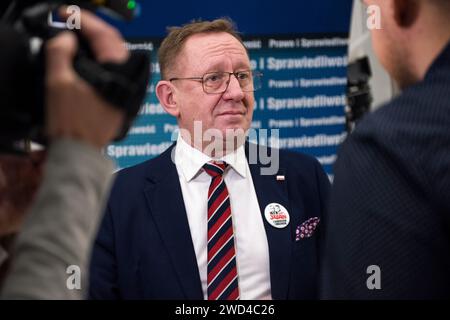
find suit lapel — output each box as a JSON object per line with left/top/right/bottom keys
{"left": 246, "top": 143, "right": 292, "bottom": 300}
{"left": 143, "top": 145, "right": 203, "bottom": 299}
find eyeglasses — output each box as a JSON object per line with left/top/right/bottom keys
{"left": 169, "top": 70, "right": 263, "bottom": 94}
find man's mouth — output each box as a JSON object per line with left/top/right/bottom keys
{"left": 218, "top": 110, "right": 245, "bottom": 116}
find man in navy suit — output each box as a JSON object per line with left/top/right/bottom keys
{"left": 321, "top": 0, "right": 450, "bottom": 299}
{"left": 89, "top": 18, "right": 330, "bottom": 299}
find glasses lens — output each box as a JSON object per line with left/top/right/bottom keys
{"left": 203, "top": 72, "right": 227, "bottom": 93}
{"left": 202, "top": 71, "right": 263, "bottom": 93}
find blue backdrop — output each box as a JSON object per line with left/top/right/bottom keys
{"left": 106, "top": 0, "right": 354, "bottom": 179}
{"left": 109, "top": 0, "right": 353, "bottom": 36}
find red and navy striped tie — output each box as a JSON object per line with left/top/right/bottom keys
{"left": 203, "top": 161, "right": 240, "bottom": 300}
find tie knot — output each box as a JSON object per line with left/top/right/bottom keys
{"left": 203, "top": 161, "right": 227, "bottom": 177}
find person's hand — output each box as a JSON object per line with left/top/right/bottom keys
{"left": 45, "top": 8, "right": 129, "bottom": 149}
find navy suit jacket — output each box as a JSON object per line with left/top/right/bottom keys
{"left": 89, "top": 143, "right": 330, "bottom": 299}
{"left": 321, "top": 43, "right": 450, "bottom": 299}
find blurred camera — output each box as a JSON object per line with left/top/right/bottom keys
{"left": 346, "top": 56, "right": 373, "bottom": 132}
{"left": 0, "top": 0, "right": 149, "bottom": 154}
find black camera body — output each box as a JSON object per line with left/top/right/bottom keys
{"left": 0, "top": 0, "right": 150, "bottom": 153}
{"left": 346, "top": 56, "right": 373, "bottom": 132}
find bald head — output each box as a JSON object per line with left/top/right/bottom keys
{"left": 366, "top": 0, "right": 450, "bottom": 88}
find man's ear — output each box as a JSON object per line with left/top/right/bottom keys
{"left": 392, "top": 0, "right": 420, "bottom": 28}
{"left": 156, "top": 81, "right": 180, "bottom": 117}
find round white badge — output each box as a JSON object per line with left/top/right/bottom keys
{"left": 264, "top": 203, "right": 290, "bottom": 229}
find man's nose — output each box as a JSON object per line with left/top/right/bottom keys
{"left": 223, "top": 74, "right": 245, "bottom": 101}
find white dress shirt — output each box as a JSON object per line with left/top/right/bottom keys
{"left": 174, "top": 135, "right": 272, "bottom": 300}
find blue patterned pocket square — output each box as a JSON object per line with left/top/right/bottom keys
{"left": 295, "top": 217, "right": 320, "bottom": 241}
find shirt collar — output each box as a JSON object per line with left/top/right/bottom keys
{"left": 174, "top": 134, "right": 247, "bottom": 182}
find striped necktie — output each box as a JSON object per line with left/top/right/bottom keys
{"left": 203, "top": 161, "right": 240, "bottom": 300}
